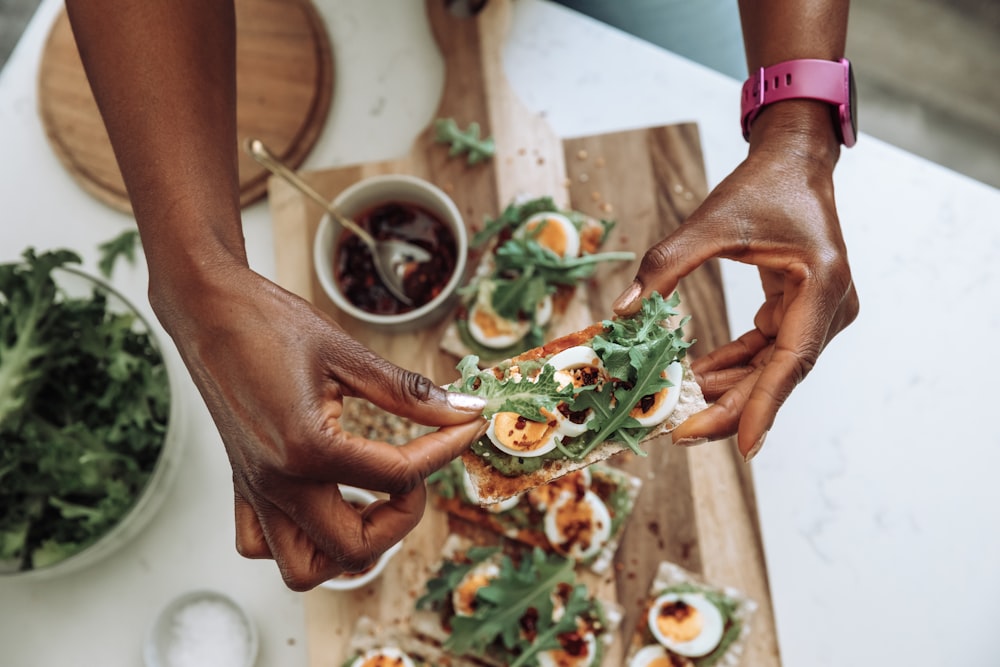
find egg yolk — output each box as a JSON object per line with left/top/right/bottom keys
{"left": 629, "top": 371, "right": 670, "bottom": 419}
{"left": 551, "top": 493, "right": 600, "bottom": 555}
{"left": 529, "top": 470, "right": 589, "bottom": 509}
{"left": 655, "top": 600, "right": 703, "bottom": 643}
{"left": 492, "top": 411, "right": 558, "bottom": 452}
{"left": 454, "top": 572, "right": 493, "bottom": 615}
{"left": 473, "top": 306, "right": 521, "bottom": 337}
{"left": 644, "top": 659, "right": 675, "bottom": 667}
{"left": 526, "top": 218, "right": 570, "bottom": 257}
{"left": 546, "top": 629, "right": 592, "bottom": 667}
{"left": 358, "top": 657, "right": 408, "bottom": 667}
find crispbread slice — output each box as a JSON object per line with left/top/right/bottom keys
{"left": 460, "top": 322, "right": 708, "bottom": 504}
{"left": 347, "top": 616, "right": 488, "bottom": 667}
{"left": 626, "top": 561, "right": 758, "bottom": 667}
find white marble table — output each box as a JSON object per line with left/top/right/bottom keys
{"left": 2, "top": 1, "right": 998, "bottom": 665}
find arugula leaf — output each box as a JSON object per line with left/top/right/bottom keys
{"left": 434, "top": 118, "right": 495, "bottom": 166}
{"left": 471, "top": 197, "right": 562, "bottom": 249}
{"left": 508, "top": 584, "right": 593, "bottom": 667}
{"left": 97, "top": 229, "right": 140, "bottom": 279}
{"left": 416, "top": 546, "right": 500, "bottom": 611}
{"left": 449, "top": 355, "right": 574, "bottom": 421}
{"left": 445, "top": 548, "right": 576, "bottom": 656}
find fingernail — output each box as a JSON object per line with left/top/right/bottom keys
{"left": 744, "top": 431, "right": 767, "bottom": 463}
{"left": 612, "top": 280, "right": 642, "bottom": 313}
{"left": 447, "top": 392, "right": 487, "bottom": 412}
{"left": 674, "top": 437, "right": 708, "bottom": 447}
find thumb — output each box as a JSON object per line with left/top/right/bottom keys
{"left": 612, "top": 219, "right": 723, "bottom": 316}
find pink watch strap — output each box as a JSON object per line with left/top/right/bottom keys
{"left": 741, "top": 58, "right": 853, "bottom": 142}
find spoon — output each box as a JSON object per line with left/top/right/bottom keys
{"left": 245, "top": 139, "right": 431, "bottom": 305}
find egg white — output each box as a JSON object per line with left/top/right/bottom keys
{"left": 629, "top": 360, "right": 683, "bottom": 427}
{"left": 519, "top": 211, "right": 581, "bottom": 259}
{"left": 536, "top": 629, "right": 598, "bottom": 667}
{"left": 486, "top": 411, "right": 561, "bottom": 458}
{"left": 646, "top": 591, "right": 725, "bottom": 658}
{"left": 452, "top": 561, "right": 501, "bottom": 617}
{"left": 350, "top": 647, "right": 416, "bottom": 667}
{"left": 627, "top": 644, "right": 673, "bottom": 667}
{"left": 536, "top": 293, "right": 554, "bottom": 327}
{"left": 543, "top": 490, "right": 613, "bottom": 561}
{"left": 544, "top": 345, "right": 608, "bottom": 437}
{"left": 461, "top": 465, "right": 520, "bottom": 513}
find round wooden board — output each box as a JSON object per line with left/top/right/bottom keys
{"left": 37, "top": 0, "right": 333, "bottom": 214}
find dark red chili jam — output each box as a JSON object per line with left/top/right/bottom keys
{"left": 334, "top": 201, "right": 458, "bottom": 315}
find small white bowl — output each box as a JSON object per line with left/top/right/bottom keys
{"left": 319, "top": 486, "right": 403, "bottom": 591}
{"left": 313, "top": 174, "right": 467, "bottom": 331}
{"left": 144, "top": 589, "right": 258, "bottom": 667}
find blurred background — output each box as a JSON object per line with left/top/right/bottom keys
{"left": 2, "top": 0, "right": 996, "bottom": 186}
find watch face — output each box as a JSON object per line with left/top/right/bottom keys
{"left": 844, "top": 60, "right": 858, "bottom": 147}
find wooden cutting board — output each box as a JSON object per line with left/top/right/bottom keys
{"left": 266, "top": 1, "right": 780, "bottom": 665}
{"left": 36, "top": 0, "right": 333, "bottom": 214}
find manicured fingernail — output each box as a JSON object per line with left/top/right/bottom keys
{"left": 447, "top": 392, "right": 487, "bottom": 412}
{"left": 744, "top": 431, "right": 767, "bottom": 463}
{"left": 674, "top": 437, "right": 708, "bottom": 447}
{"left": 612, "top": 280, "right": 642, "bottom": 313}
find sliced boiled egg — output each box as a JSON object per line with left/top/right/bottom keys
{"left": 543, "top": 489, "right": 613, "bottom": 561}
{"left": 527, "top": 468, "right": 592, "bottom": 511}
{"left": 461, "top": 465, "right": 521, "bottom": 513}
{"left": 486, "top": 410, "right": 561, "bottom": 458}
{"left": 537, "top": 628, "right": 598, "bottom": 667}
{"left": 647, "top": 592, "right": 725, "bottom": 658}
{"left": 536, "top": 293, "right": 554, "bottom": 327}
{"left": 629, "top": 361, "right": 683, "bottom": 427}
{"left": 627, "top": 644, "right": 678, "bottom": 667}
{"left": 545, "top": 346, "right": 609, "bottom": 437}
{"left": 519, "top": 211, "right": 581, "bottom": 259}
{"left": 467, "top": 301, "right": 530, "bottom": 350}
{"left": 452, "top": 561, "right": 500, "bottom": 617}
{"left": 350, "top": 646, "right": 416, "bottom": 667}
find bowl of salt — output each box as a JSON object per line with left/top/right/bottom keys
{"left": 144, "top": 589, "right": 258, "bottom": 667}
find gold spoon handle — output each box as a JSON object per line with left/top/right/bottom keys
{"left": 244, "top": 139, "right": 376, "bottom": 248}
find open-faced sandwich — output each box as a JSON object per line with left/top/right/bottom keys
{"left": 448, "top": 291, "right": 708, "bottom": 504}
{"left": 440, "top": 196, "right": 634, "bottom": 364}
{"left": 428, "top": 460, "right": 641, "bottom": 575}
{"left": 412, "top": 535, "right": 622, "bottom": 667}
{"left": 626, "top": 561, "right": 757, "bottom": 667}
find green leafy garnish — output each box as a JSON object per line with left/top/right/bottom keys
{"left": 0, "top": 248, "right": 170, "bottom": 571}
{"left": 571, "top": 292, "right": 693, "bottom": 458}
{"left": 434, "top": 118, "right": 495, "bottom": 165}
{"left": 97, "top": 229, "right": 141, "bottom": 278}
{"left": 449, "top": 355, "right": 574, "bottom": 421}
{"left": 420, "top": 546, "right": 599, "bottom": 665}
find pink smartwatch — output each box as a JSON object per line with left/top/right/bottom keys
{"left": 740, "top": 58, "right": 857, "bottom": 148}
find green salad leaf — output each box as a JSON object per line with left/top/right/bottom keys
{"left": 0, "top": 248, "right": 170, "bottom": 571}
{"left": 434, "top": 118, "right": 495, "bottom": 166}
{"left": 449, "top": 355, "right": 574, "bottom": 421}
{"left": 97, "top": 229, "right": 141, "bottom": 279}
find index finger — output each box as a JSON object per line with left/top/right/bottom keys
{"left": 291, "top": 417, "right": 488, "bottom": 495}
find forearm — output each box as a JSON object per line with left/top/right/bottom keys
{"left": 738, "top": 0, "right": 850, "bottom": 163}
{"left": 65, "top": 0, "right": 246, "bottom": 315}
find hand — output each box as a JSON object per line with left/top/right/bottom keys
{"left": 156, "top": 262, "right": 487, "bottom": 590}
{"left": 613, "top": 105, "right": 859, "bottom": 460}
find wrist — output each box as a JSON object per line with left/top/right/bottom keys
{"left": 747, "top": 100, "right": 842, "bottom": 172}
{"left": 144, "top": 226, "right": 251, "bottom": 337}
